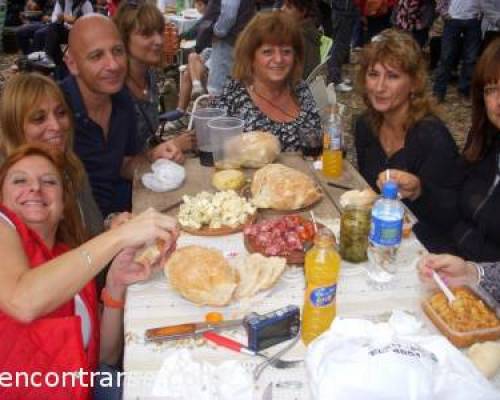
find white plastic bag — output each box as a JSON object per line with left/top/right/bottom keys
{"left": 306, "top": 313, "right": 500, "bottom": 400}
{"left": 141, "top": 159, "right": 185, "bottom": 192}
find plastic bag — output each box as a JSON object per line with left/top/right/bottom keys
{"left": 306, "top": 313, "right": 500, "bottom": 400}
{"left": 141, "top": 159, "right": 185, "bottom": 192}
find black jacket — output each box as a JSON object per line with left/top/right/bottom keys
{"left": 354, "top": 113, "right": 464, "bottom": 253}
{"left": 451, "top": 132, "right": 500, "bottom": 262}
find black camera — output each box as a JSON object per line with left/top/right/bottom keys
{"left": 243, "top": 305, "right": 300, "bottom": 352}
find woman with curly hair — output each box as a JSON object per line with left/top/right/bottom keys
{"left": 354, "top": 29, "right": 464, "bottom": 252}
{"left": 213, "top": 11, "right": 322, "bottom": 151}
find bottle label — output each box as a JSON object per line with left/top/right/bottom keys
{"left": 309, "top": 284, "right": 337, "bottom": 307}
{"left": 326, "top": 126, "right": 342, "bottom": 151}
{"left": 369, "top": 216, "right": 402, "bottom": 246}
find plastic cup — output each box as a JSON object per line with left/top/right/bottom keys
{"left": 192, "top": 107, "right": 225, "bottom": 166}
{"left": 209, "top": 117, "right": 244, "bottom": 170}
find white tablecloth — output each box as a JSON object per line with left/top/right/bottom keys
{"left": 125, "top": 217, "right": 481, "bottom": 399}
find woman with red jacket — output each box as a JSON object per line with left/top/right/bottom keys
{"left": 0, "top": 145, "right": 178, "bottom": 399}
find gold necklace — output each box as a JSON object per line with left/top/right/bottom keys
{"left": 250, "top": 85, "right": 297, "bottom": 120}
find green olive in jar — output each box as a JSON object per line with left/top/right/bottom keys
{"left": 339, "top": 205, "right": 371, "bottom": 263}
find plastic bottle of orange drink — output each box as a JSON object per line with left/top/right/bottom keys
{"left": 302, "top": 228, "right": 341, "bottom": 345}
{"left": 322, "top": 107, "right": 343, "bottom": 178}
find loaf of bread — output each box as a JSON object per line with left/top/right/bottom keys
{"left": 231, "top": 253, "right": 286, "bottom": 299}
{"left": 164, "top": 247, "right": 286, "bottom": 305}
{"left": 164, "top": 246, "right": 237, "bottom": 306}
{"left": 251, "top": 164, "right": 322, "bottom": 210}
{"left": 226, "top": 131, "right": 280, "bottom": 168}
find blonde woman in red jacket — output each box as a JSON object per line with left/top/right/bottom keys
{"left": 0, "top": 145, "right": 178, "bottom": 399}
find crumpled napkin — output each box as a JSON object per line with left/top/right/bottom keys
{"left": 142, "top": 159, "right": 185, "bottom": 192}
{"left": 152, "top": 349, "right": 254, "bottom": 400}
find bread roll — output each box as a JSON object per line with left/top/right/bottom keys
{"left": 339, "top": 188, "right": 377, "bottom": 209}
{"left": 164, "top": 246, "right": 237, "bottom": 306}
{"left": 134, "top": 239, "right": 165, "bottom": 268}
{"left": 251, "top": 164, "right": 322, "bottom": 210}
{"left": 467, "top": 341, "right": 500, "bottom": 378}
{"left": 226, "top": 131, "right": 280, "bottom": 168}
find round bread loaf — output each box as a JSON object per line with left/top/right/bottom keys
{"left": 164, "top": 246, "right": 237, "bottom": 306}
{"left": 251, "top": 164, "right": 322, "bottom": 210}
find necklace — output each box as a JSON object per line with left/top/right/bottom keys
{"left": 250, "top": 85, "right": 298, "bottom": 121}
{"left": 128, "top": 73, "right": 149, "bottom": 98}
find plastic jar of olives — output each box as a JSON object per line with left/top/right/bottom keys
{"left": 339, "top": 204, "right": 371, "bottom": 263}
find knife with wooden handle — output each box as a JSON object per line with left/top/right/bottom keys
{"left": 144, "top": 318, "right": 243, "bottom": 342}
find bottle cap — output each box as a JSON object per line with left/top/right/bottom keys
{"left": 382, "top": 181, "right": 398, "bottom": 199}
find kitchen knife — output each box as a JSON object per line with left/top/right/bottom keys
{"left": 145, "top": 318, "right": 243, "bottom": 342}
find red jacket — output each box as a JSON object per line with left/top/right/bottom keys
{"left": 0, "top": 205, "right": 99, "bottom": 400}
{"left": 354, "top": 0, "right": 396, "bottom": 16}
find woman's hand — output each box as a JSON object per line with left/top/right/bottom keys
{"left": 105, "top": 248, "right": 151, "bottom": 298}
{"left": 150, "top": 140, "right": 185, "bottom": 164}
{"left": 113, "top": 208, "right": 179, "bottom": 249}
{"left": 104, "top": 211, "right": 132, "bottom": 230}
{"left": 377, "top": 169, "right": 422, "bottom": 201}
{"left": 105, "top": 222, "right": 179, "bottom": 297}
{"left": 417, "top": 253, "right": 479, "bottom": 288}
{"left": 172, "top": 130, "right": 197, "bottom": 152}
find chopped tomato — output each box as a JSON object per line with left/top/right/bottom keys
{"left": 303, "top": 221, "right": 316, "bottom": 240}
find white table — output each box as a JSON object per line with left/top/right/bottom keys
{"left": 122, "top": 217, "right": 434, "bottom": 399}
{"left": 123, "top": 156, "right": 500, "bottom": 398}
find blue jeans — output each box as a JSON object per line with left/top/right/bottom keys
{"left": 433, "top": 18, "right": 481, "bottom": 98}
{"left": 15, "top": 22, "right": 46, "bottom": 54}
{"left": 207, "top": 40, "right": 233, "bottom": 96}
{"left": 93, "top": 363, "right": 123, "bottom": 400}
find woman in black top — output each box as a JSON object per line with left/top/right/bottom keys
{"left": 354, "top": 29, "right": 464, "bottom": 252}
{"left": 450, "top": 38, "right": 500, "bottom": 262}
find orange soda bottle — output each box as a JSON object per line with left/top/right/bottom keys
{"left": 302, "top": 228, "right": 341, "bottom": 345}
{"left": 322, "top": 106, "right": 343, "bottom": 178}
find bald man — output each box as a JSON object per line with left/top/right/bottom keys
{"left": 61, "top": 14, "right": 184, "bottom": 217}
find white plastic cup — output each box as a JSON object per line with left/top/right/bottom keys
{"left": 208, "top": 117, "right": 244, "bottom": 169}
{"left": 192, "top": 107, "right": 225, "bottom": 166}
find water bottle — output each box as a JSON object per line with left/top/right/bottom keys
{"left": 322, "top": 107, "right": 343, "bottom": 178}
{"left": 367, "top": 181, "right": 404, "bottom": 285}
{"left": 302, "top": 229, "right": 341, "bottom": 346}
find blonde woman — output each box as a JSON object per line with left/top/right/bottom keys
{"left": 0, "top": 73, "right": 103, "bottom": 238}
{"left": 354, "top": 29, "right": 464, "bottom": 252}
